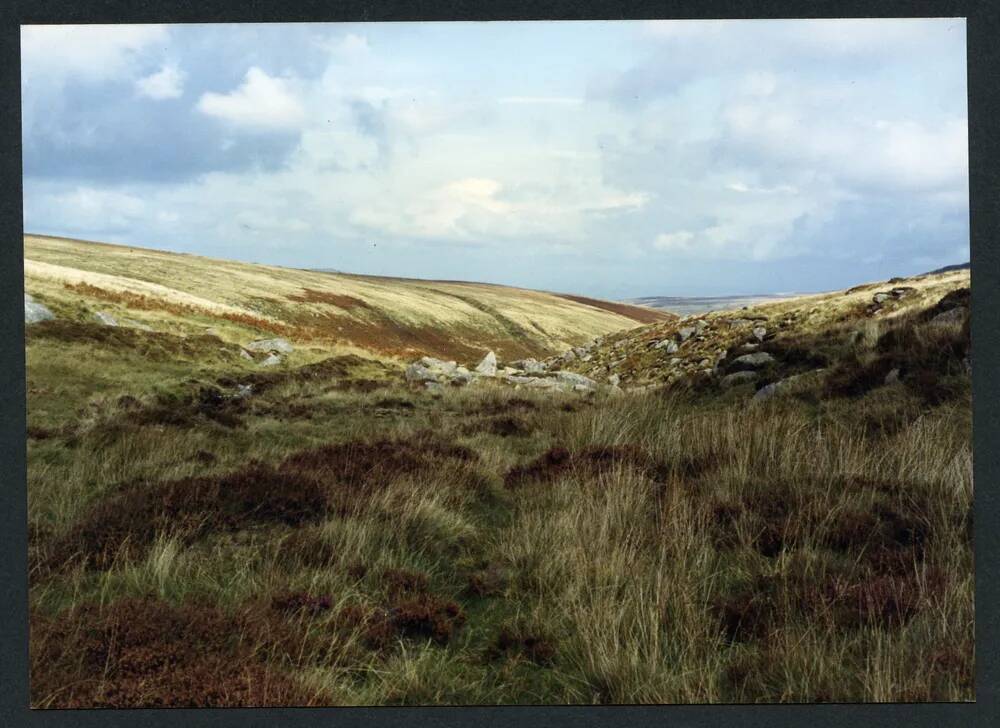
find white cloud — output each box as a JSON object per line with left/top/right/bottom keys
{"left": 197, "top": 67, "right": 306, "bottom": 131}
{"left": 29, "top": 186, "right": 147, "bottom": 233}
{"left": 135, "top": 64, "right": 185, "bottom": 99}
{"left": 498, "top": 96, "right": 584, "bottom": 105}
{"left": 652, "top": 230, "right": 695, "bottom": 251}
{"left": 21, "top": 25, "right": 169, "bottom": 83}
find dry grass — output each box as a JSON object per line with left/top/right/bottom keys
{"left": 24, "top": 246, "right": 973, "bottom": 706}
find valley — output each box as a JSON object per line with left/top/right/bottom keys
{"left": 24, "top": 235, "right": 973, "bottom": 706}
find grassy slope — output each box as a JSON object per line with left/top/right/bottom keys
{"left": 24, "top": 234, "right": 671, "bottom": 363}
{"left": 25, "top": 255, "right": 972, "bottom": 706}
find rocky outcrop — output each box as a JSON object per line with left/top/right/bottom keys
{"left": 24, "top": 294, "right": 54, "bottom": 325}
{"left": 475, "top": 351, "right": 498, "bottom": 376}
{"left": 510, "top": 358, "right": 546, "bottom": 374}
{"left": 246, "top": 338, "right": 294, "bottom": 354}
{"left": 405, "top": 357, "right": 457, "bottom": 383}
{"left": 930, "top": 307, "right": 966, "bottom": 326}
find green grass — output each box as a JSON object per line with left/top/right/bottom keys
{"left": 25, "top": 268, "right": 974, "bottom": 707}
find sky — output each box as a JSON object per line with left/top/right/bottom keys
{"left": 21, "top": 20, "right": 969, "bottom": 299}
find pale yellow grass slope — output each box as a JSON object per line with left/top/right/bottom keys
{"left": 24, "top": 234, "right": 655, "bottom": 361}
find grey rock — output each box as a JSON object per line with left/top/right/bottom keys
{"left": 676, "top": 327, "right": 696, "bottom": 342}
{"left": 721, "top": 371, "right": 759, "bottom": 388}
{"left": 24, "top": 295, "right": 54, "bottom": 325}
{"left": 239, "top": 348, "right": 254, "bottom": 361}
{"left": 884, "top": 368, "right": 901, "bottom": 385}
{"left": 526, "top": 378, "right": 558, "bottom": 389}
{"left": 246, "top": 337, "right": 294, "bottom": 354}
{"left": 561, "top": 348, "right": 577, "bottom": 363}
{"left": 475, "top": 351, "right": 498, "bottom": 376}
{"left": 511, "top": 358, "right": 546, "bottom": 374}
{"left": 930, "top": 306, "right": 966, "bottom": 325}
{"left": 872, "top": 292, "right": 890, "bottom": 304}
{"left": 731, "top": 352, "right": 775, "bottom": 368}
{"left": 752, "top": 326, "right": 767, "bottom": 342}
{"left": 235, "top": 384, "right": 254, "bottom": 398}
{"left": 694, "top": 319, "right": 708, "bottom": 334}
{"left": 654, "top": 339, "right": 679, "bottom": 353}
{"left": 608, "top": 373, "right": 621, "bottom": 387}
{"left": 94, "top": 311, "right": 118, "bottom": 327}
{"left": 260, "top": 353, "right": 283, "bottom": 367}
{"left": 556, "top": 371, "right": 597, "bottom": 388}
{"left": 752, "top": 370, "right": 825, "bottom": 402}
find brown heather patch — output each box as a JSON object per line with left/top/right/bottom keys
{"left": 30, "top": 598, "right": 320, "bottom": 708}
{"left": 463, "top": 414, "right": 534, "bottom": 438}
{"left": 48, "top": 464, "right": 329, "bottom": 571}
{"left": 473, "top": 396, "right": 539, "bottom": 415}
{"left": 287, "top": 288, "right": 373, "bottom": 310}
{"left": 271, "top": 592, "right": 334, "bottom": 616}
{"left": 47, "top": 435, "right": 480, "bottom": 572}
{"left": 381, "top": 568, "right": 430, "bottom": 598}
{"left": 490, "top": 626, "right": 557, "bottom": 665}
{"left": 464, "top": 563, "right": 508, "bottom": 598}
{"left": 235, "top": 354, "right": 389, "bottom": 394}
{"left": 334, "top": 582, "right": 466, "bottom": 650}
{"left": 390, "top": 593, "right": 466, "bottom": 644}
{"left": 503, "top": 445, "right": 647, "bottom": 488}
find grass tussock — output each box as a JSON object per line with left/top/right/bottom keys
{"left": 27, "top": 274, "right": 973, "bottom": 706}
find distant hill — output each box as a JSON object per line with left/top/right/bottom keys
{"left": 925, "top": 262, "right": 970, "bottom": 275}
{"left": 23, "top": 234, "right": 669, "bottom": 362}
{"left": 624, "top": 293, "right": 798, "bottom": 316}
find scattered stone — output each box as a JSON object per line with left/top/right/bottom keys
{"left": 608, "top": 373, "right": 621, "bottom": 387}
{"left": 246, "top": 338, "right": 294, "bottom": 354}
{"left": 872, "top": 292, "right": 890, "bottom": 304}
{"left": 731, "top": 352, "right": 775, "bottom": 368}
{"left": 405, "top": 357, "right": 455, "bottom": 383}
{"left": 891, "top": 287, "right": 916, "bottom": 298}
{"left": 884, "top": 368, "right": 901, "bottom": 385}
{"left": 24, "top": 295, "right": 54, "bottom": 325}
{"left": 556, "top": 371, "right": 597, "bottom": 389}
{"left": 721, "top": 371, "right": 759, "bottom": 388}
{"left": 239, "top": 349, "right": 254, "bottom": 361}
{"left": 94, "top": 311, "right": 118, "bottom": 327}
{"left": 561, "top": 349, "right": 577, "bottom": 363}
{"left": 752, "top": 370, "right": 824, "bottom": 402}
{"left": 752, "top": 326, "right": 767, "bottom": 342}
{"left": 511, "top": 358, "right": 546, "bottom": 374}
{"left": 260, "top": 353, "right": 283, "bottom": 367}
{"left": 474, "top": 351, "right": 498, "bottom": 376}
{"left": 654, "top": 339, "right": 679, "bottom": 353}
{"left": 235, "top": 384, "right": 254, "bottom": 398}
{"left": 676, "top": 327, "right": 696, "bottom": 342}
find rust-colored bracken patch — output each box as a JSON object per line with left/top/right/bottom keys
{"left": 287, "top": 288, "right": 373, "bottom": 310}
{"left": 554, "top": 292, "right": 675, "bottom": 324}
